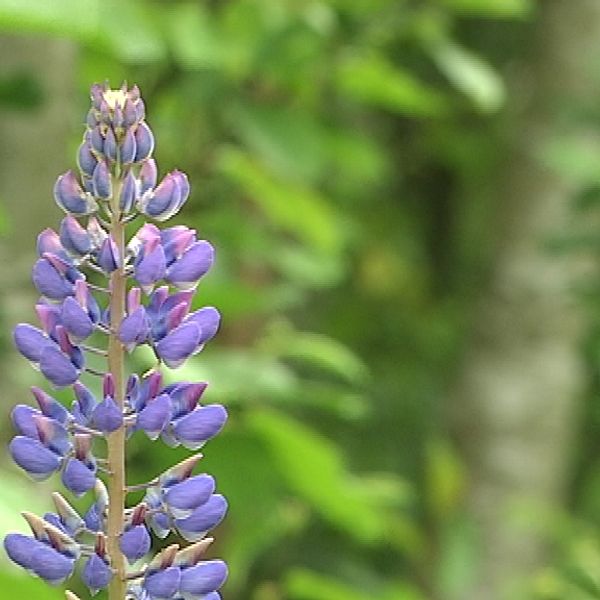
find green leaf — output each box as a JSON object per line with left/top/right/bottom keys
{"left": 285, "top": 569, "right": 372, "bottom": 600}
{"left": 247, "top": 408, "right": 406, "bottom": 542}
{"left": 261, "top": 320, "right": 370, "bottom": 385}
{"left": 164, "top": 3, "right": 222, "bottom": 69}
{"left": 438, "top": 0, "right": 533, "bottom": 19}
{"left": 335, "top": 53, "right": 448, "bottom": 116}
{"left": 0, "top": 470, "right": 52, "bottom": 538}
{"left": 0, "top": 0, "right": 99, "bottom": 39}
{"left": 200, "top": 431, "right": 300, "bottom": 594}
{"left": 0, "top": 569, "right": 64, "bottom": 599}
{"left": 217, "top": 147, "right": 344, "bottom": 254}
{"left": 232, "top": 104, "right": 327, "bottom": 182}
{"left": 285, "top": 568, "right": 427, "bottom": 600}
{"left": 432, "top": 42, "right": 505, "bottom": 112}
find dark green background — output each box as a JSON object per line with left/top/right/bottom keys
{"left": 0, "top": 1, "right": 599, "bottom": 599}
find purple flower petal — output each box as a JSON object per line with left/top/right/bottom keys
{"left": 121, "top": 128, "right": 137, "bottom": 164}
{"left": 77, "top": 138, "right": 97, "bottom": 177}
{"left": 186, "top": 307, "right": 221, "bottom": 345}
{"left": 60, "top": 216, "right": 91, "bottom": 256}
{"left": 167, "top": 382, "right": 208, "bottom": 419}
{"left": 120, "top": 524, "right": 151, "bottom": 564}
{"left": 140, "top": 171, "right": 182, "bottom": 221}
{"left": 11, "top": 405, "right": 40, "bottom": 439}
{"left": 156, "top": 322, "right": 202, "bottom": 368}
{"left": 173, "top": 405, "right": 228, "bottom": 450}
{"left": 104, "top": 127, "right": 117, "bottom": 161}
{"left": 175, "top": 495, "right": 228, "bottom": 542}
{"left": 31, "top": 386, "right": 69, "bottom": 424}
{"left": 61, "top": 457, "right": 96, "bottom": 496}
{"left": 9, "top": 436, "right": 62, "bottom": 479}
{"left": 4, "top": 533, "right": 45, "bottom": 571}
{"left": 179, "top": 560, "right": 228, "bottom": 596}
{"left": 34, "top": 414, "right": 72, "bottom": 456}
{"left": 13, "top": 323, "right": 48, "bottom": 363}
{"left": 137, "top": 393, "right": 171, "bottom": 440}
{"left": 134, "top": 244, "right": 166, "bottom": 289}
{"left": 31, "top": 543, "right": 75, "bottom": 584}
{"left": 134, "top": 122, "right": 155, "bottom": 162}
{"left": 92, "top": 160, "right": 112, "bottom": 199}
{"left": 90, "top": 125, "right": 104, "bottom": 154}
{"left": 120, "top": 306, "right": 150, "bottom": 350}
{"left": 91, "top": 396, "right": 123, "bottom": 433}
{"left": 72, "top": 382, "right": 96, "bottom": 425}
{"left": 39, "top": 345, "right": 80, "bottom": 387}
{"left": 144, "top": 566, "right": 181, "bottom": 599}
{"left": 166, "top": 241, "right": 214, "bottom": 288}
{"left": 120, "top": 170, "right": 137, "bottom": 212}
{"left": 61, "top": 296, "right": 94, "bottom": 340}
{"left": 164, "top": 475, "right": 215, "bottom": 518}
{"left": 139, "top": 158, "right": 157, "bottom": 193}
{"left": 97, "top": 236, "right": 120, "bottom": 273}
{"left": 83, "top": 553, "right": 113, "bottom": 593}
{"left": 54, "top": 170, "right": 97, "bottom": 215}
{"left": 32, "top": 258, "right": 74, "bottom": 299}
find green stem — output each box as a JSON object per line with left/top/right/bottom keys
{"left": 107, "top": 179, "right": 127, "bottom": 600}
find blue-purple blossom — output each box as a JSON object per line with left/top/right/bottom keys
{"left": 120, "top": 524, "right": 152, "bottom": 564}
{"left": 82, "top": 552, "right": 113, "bottom": 593}
{"left": 178, "top": 560, "right": 228, "bottom": 597}
{"left": 174, "top": 494, "right": 228, "bottom": 543}
{"left": 9, "top": 436, "right": 62, "bottom": 479}
{"left": 4, "top": 82, "right": 228, "bottom": 597}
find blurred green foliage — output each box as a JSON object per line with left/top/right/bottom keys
{"left": 2, "top": 1, "right": 600, "bottom": 599}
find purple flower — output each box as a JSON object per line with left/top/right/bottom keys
{"left": 82, "top": 552, "right": 113, "bottom": 593}
{"left": 186, "top": 306, "right": 221, "bottom": 345}
{"left": 32, "top": 259, "right": 74, "bottom": 299}
{"left": 163, "top": 474, "right": 215, "bottom": 519}
{"left": 97, "top": 236, "right": 121, "bottom": 273}
{"left": 120, "top": 306, "right": 150, "bottom": 350}
{"left": 120, "top": 170, "right": 137, "bottom": 212}
{"left": 92, "top": 160, "right": 112, "bottom": 199}
{"left": 171, "top": 405, "right": 228, "bottom": 450}
{"left": 134, "top": 122, "right": 155, "bottom": 162}
{"left": 174, "top": 495, "right": 228, "bottom": 542}
{"left": 4, "top": 533, "right": 44, "bottom": 571}
{"left": 137, "top": 393, "right": 171, "bottom": 440}
{"left": 156, "top": 322, "right": 202, "bottom": 368}
{"left": 77, "top": 138, "right": 97, "bottom": 177}
{"left": 31, "top": 386, "right": 70, "bottom": 424}
{"left": 31, "top": 543, "right": 76, "bottom": 584}
{"left": 144, "top": 566, "right": 181, "bottom": 599}
{"left": 13, "top": 323, "right": 48, "bottom": 362}
{"left": 91, "top": 395, "right": 123, "bottom": 433}
{"left": 54, "top": 170, "right": 97, "bottom": 215}
{"left": 72, "top": 381, "right": 96, "bottom": 426}
{"left": 9, "top": 436, "right": 62, "bottom": 479}
{"left": 62, "top": 458, "right": 96, "bottom": 496}
{"left": 120, "top": 524, "right": 151, "bottom": 564}
{"left": 60, "top": 216, "right": 91, "bottom": 256}
{"left": 11, "top": 404, "right": 40, "bottom": 439}
{"left": 61, "top": 434, "right": 96, "bottom": 496}
{"left": 139, "top": 171, "right": 189, "bottom": 221}
{"left": 179, "top": 560, "right": 228, "bottom": 596}
{"left": 165, "top": 240, "right": 214, "bottom": 289}
{"left": 4, "top": 82, "right": 228, "bottom": 594}
{"left": 40, "top": 344, "right": 81, "bottom": 387}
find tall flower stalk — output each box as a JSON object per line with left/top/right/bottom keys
{"left": 4, "top": 83, "right": 228, "bottom": 600}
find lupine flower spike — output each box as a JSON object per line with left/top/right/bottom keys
{"left": 4, "top": 83, "right": 228, "bottom": 600}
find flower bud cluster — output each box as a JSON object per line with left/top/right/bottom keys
{"left": 3, "top": 82, "right": 228, "bottom": 600}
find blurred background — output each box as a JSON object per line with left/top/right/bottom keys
{"left": 2, "top": 1, "right": 600, "bottom": 599}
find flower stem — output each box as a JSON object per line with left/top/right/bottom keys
{"left": 107, "top": 183, "right": 127, "bottom": 599}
